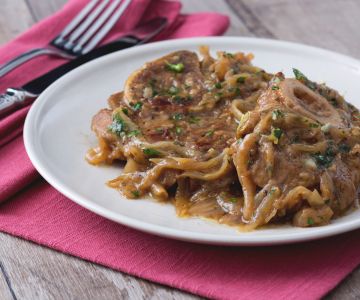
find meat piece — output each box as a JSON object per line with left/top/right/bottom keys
{"left": 91, "top": 109, "right": 115, "bottom": 142}
{"left": 258, "top": 79, "right": 346, "bottom": 127}
{"left": 124, "top": 50, "right": 205, "bottom": 107}
{"left": 107, "top": 91, "right": 124, "bottom": 109}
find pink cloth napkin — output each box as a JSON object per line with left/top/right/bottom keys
{"left": 0, "top": 1, "right": 359, "bottom": 299}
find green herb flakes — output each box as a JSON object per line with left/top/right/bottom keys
{"left": 215, "top": 82, "right": 222, "bottom": 89}
{"left": 175, "top": 126, "right": 182, "bottom": 135}
{"left": 168, "top": 86, "right": 179, "bottom": 95}
{"left": 172, "top": 95, "right": 183, "bottom": 104}
{"left": 132, "top": 102, "right": 143, "bottom": 111}
{"left": 131, "top": 190, "right": 140, "bottom": 198}
{"left": 338, "top": 143, "right": 351, "bottom": 153}
{"left": 155, "top": 127, "right": 164, "bottom": 133}
{"left": 312, "top": 147, "right": 336, "bottom": 169}
{"left": 204, "top": 130, "right": 214, "bottom": 137}
{"left": 272, "top": 76, "right": 281, "bottom": 84}
{"left": 189, "top": 115, "right": 201, "bottom": 124}
{"left": 309, "top": 123, "right": 320, "bottom": 128}
{"left": 122, "top": 108, "right": 129, "bottom": 115}
{"left": 237, "top": 76, "right": 246, "bottom": 84}
{"left": 229, "top": 197, "right": 238, "bottom": 203}
{"left": 166, "top": 62, "right": 184, "bottom": 73}
{"left": 225, "top": 52, "right": 234, "bottom": 58}
{"left": 293, "top": 68, "right": 316, "bottom": 90}
{"left": 127, "top": 130, "right": 140, "bottom": 137}
{"left": 269, "top": 187, "right": 277, "bottom": 196}
{"left": 329, "top": 98, "right": 338, "bottom": 107}
{"left": 143, "top": 148, "right": 161, "bottom": 157}
{"left": 268, "top": 127, "right": 283, "bottom": 144}
{"left": 272, "top": 109, "right": 284, "bottom": 120}
{"left": 307, "top": 217, "right": 315, "bottom": 225}
{"left": 149, "top": 79, "right": 158, "bottom": 96}
{"left": 272, "top": 85, "right": 280, "bottom": 90}
{"left": 108, "top": 114, "right": 126, "bottom": 136}
{"left": 172, "top": 113, "right": 183, "bottom": 121}
{"left": 293, "top": 68, "right": 308, "bottom": 82}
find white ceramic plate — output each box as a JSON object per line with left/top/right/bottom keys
{"left": 24, "top": 37, "right": 360, "bottom": 246}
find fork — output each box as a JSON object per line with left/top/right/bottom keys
{"left": 0, "top": 0, "right": 132, "bottom": 78}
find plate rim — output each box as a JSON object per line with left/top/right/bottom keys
{"left": 24, "top": 36, "right": 360, "bottom": 246}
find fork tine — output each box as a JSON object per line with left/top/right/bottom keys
{"left": 63, "top": 0, "right": 111, "bottom": 47}
{"left": 53, "top": 0, "right": 101, "bottom": 45}
{"left": 72, "top": 0, "right": 131, "bottom": 54}
{"left": 81, "top": 0, "right": 132, "bottom": 54}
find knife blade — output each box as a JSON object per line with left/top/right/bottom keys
{"left": 0, "top": 17, "right": 167, "bottom": 118}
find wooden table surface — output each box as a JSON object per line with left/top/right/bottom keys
{"left": 1, "top": 0, "right": 360, "bottom": 299}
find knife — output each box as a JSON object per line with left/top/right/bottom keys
{"left": 0, "top": 17, "right": 167, "bottom": 118}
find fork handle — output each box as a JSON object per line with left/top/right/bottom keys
{"left": 0, "top": 88, "right": 38, "bottom": 118}
{"left": 0, "top": 48, "right": 75, "bottom": 78}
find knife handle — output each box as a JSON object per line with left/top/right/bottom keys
{"left": 0, "top": 88, "right": 38, "bottom": 118}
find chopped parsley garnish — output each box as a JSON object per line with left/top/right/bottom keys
{"left": 224, "top": 52, "right": 234, "bottom": 58}
{"left": 172, "top": 95, "right": 189, "bottom": 104}
{"left": 329, "top": 98, "right": 338, "bottom": 107}
{"left": 292, "top": 68, "right": 316, "bottom": 90}
{"left": 127, "top": 130, "right": 140, "bottom": 137}
{"left": 204, "top": 130, "right": 214, "bottom": 137}
{"left": 273, "top": 128, "right": 283, "bottom": 139}
{"left": 272, "top": 109, "right": 284, "bottom": 120}
{"left": 215, "top": 82, "right": 222, "bottom": 89}
{"left": 173, "top": 95, "right": 182, "bottom": 102}
{"left": 143, "top": 148, "right": 161, "bottom": 157}
{"left": 108, "top": 112, "right": 141, "bottom": 138}
{"left": 108, "top": 113, "right": 126, "bottom": 136}
{"left": 168, "top": 86, "right": 179, "bottom": 95}
{"left": 237, "top": 76, "right": 246, "bottom": 83}
{"left": 309, "top": 123, "right": 320, "bottom": 128}
{"left": 268, "top": 127, "right": 283, "bottom": 144}
{"left": 149, "top": 79, "right": 158, "bottom": 96}
{"left": 272, "top": 76, "right": 281, "bottom": 84}
{"left": 155, "top": 127, "right": 164, "bottom": 133}
{"left": 338, "top": 143, "right": 351, "bottom": 153}
{"left": 132, "top": 102, "right": 143, "bottom": 111}
{"left": 229, "top": 197, "right": 238, "bottom": 203}
{"left": 175, "top": 126, "right": 182, "bottom": 135}
{"left": 272, "top": 86, "right": 280, "bottom": 90}
{"left": 215, "top": 92, "right": 223, "bottom": 99}
{"left": 131, "top": 190, "right": 140, "bottom": 198}
{"left": 312, "top": 147, "right": 336, "bottom": 169}
{"left": 184, "top": 83, "right": 191, "bottom": 90}
{"left": 166, "top": 62, "right": 184, "bottom": 73}
{"left": 172, "top": 113, "right": 183, "bottom": 121}
{"left": 188, "top": 115, "right": 201, "bottom": 124}
{"left": 307, "top": 217, "right": 314, "bottom": 226}
{"left": 174, "top": 141, "right": 185, "bottom": 146}
{"left": 269, "top": 187, "right": 277, "bottom": 196}
{"left": 122, "top": 108, "right": 129, "bottom": 115}
{"left": 293, "top": 68, "right": 308, "bottom": 82}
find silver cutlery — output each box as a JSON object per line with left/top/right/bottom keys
{"left": 0, "top": 17, "right": 167, "bottom": 118}
{"left": 0, "top": 0, "right": 132, "bottom": 78}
